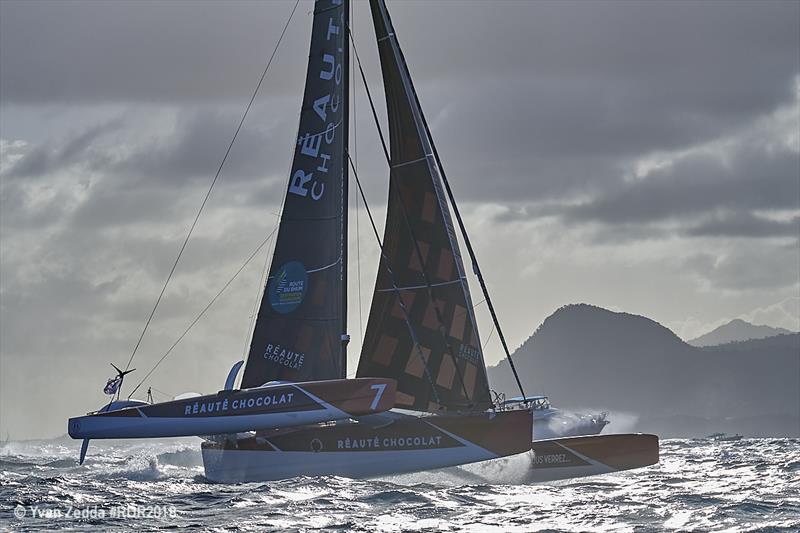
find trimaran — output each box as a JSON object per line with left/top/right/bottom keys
{"left": 69, "top": 0, "right": 658, "bottom": 483}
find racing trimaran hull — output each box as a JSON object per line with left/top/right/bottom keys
{"left": 201, "top": 409, "right": 533, "bottom": 482}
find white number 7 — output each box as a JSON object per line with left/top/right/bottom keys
{"left": 369, "top": 383, "right": 387, "bottom": 410}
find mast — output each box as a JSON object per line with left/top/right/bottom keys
{"left": 241, "top": 0, "right": 350, "bottom": 388}
{"left": 340, "top": 0, "right": 350, "bottom": 375}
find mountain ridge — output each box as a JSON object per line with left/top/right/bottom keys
{"left": 488, "top": 303, "right": 799, "bottom": 437}
{"left": 688, "top": 318, "right": 794, "bottom": 347}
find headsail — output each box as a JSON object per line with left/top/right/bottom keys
{"left": 356, "top": 0, "right": 492, "bottom": 412}
{"left": 241, "top": 0, "right": 349, "bottom": 389}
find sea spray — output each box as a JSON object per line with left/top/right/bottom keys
{"left": 603, "top": 411, "right": 640, "bottom": 433}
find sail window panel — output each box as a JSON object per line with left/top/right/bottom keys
{"left": 318, "top": 336, "right": 332, "bottom": 363}
{"left": 463, "top": 363, "right": 478, "bottom": 399}
{"left": 404, "top": 347, "right": 429, "bottom": 378}
{"left": 396, "top": 391, "right": 416, "bottom": 407}
{"left": 408, "top": 240, "right": 431, "bottom": 273}
{"left": 311, "top": 278, "right": 329, "bottom": 306}
{"left": 422, "top": 300, "right": 444, "bottom": 331}
{"left": 436, "top": 249, "right": 455, "bottom": 282}
{"left": 390, "top": 291, "right": 417, "bottom": 320}
{"left": 449, "top": 305, "right": 468, "bottom": 342}
{"left": 295, "top": 324, "right": 315, "bottom": 354}
{"left": 373, "top": 335, "right": 398, "bottom": 367}
{"left": 421, "top": 191, "right": 437, "bottom": 224}
{"left": 436, "top": 356, "right": 456, "bottom": 390}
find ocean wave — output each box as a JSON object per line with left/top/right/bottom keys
{"left": 1, "top": 438, "right": 798, "bottom": 531}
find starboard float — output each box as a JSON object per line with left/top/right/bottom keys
{"left": 527, "top": 434, "right": 660, "bottom": 482}
{"left": 68, "top": 378, "right": 395, "bottom": 440}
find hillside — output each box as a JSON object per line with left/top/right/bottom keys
{"left": 688, "top": 318, "right": 793, "bottom": 347}
{"left": 488, "top": 304, "right": 800, "bottom": 437}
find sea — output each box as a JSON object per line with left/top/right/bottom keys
{"left": 1, "top": 436, "right": 798, "bottom": 532}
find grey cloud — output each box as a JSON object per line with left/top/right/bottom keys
{"left": 0, "top": 0, "right": 309, "bottom": 103}
{"left": 4, "top": 118, "right": 123, "bottom": 179}
{"left": 2, "top": 0, "right": 797, "bottom": 111}
{"left": 2, "top": 106, "right": 291, "bottom": 234}
{"left": 684, "top": 246, "right": 800, "bottom": 291}
{"left": 687, "top": 213, "right": 800, "bottom": 239}
{"left": 112, "top": 106, "right": 296, "bottom": 185}
{"left": 584, "top": 223, "right": 669, "bottom": 245}
{"left": 565, "top": 145, "right": 799, "bottom": 225}
{"left": 2, "top": 105, "right": 296, "bottom": 183}
{"left": 3, "top": 0, "right": 797, "bottom": 207}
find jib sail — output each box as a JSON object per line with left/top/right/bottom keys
{"left": 241, "top": 0, "right": 349, "bottom": 388}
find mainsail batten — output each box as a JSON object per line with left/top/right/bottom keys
{"left": 356, "top": 0, "right": 492, "bottom": 412}
{"left": 241, "top": 0, "right": 349, "bottom": 389}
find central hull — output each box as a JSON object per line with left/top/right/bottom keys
{"left": 201, "top": 408, "right": 532, "bottom": 482}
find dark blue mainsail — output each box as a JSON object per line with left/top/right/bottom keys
{"left": 241, "top": 0, "right": 349, "bottom": 388}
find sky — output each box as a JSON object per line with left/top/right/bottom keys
{"left": 1, "top": 0, "right": 798, "bottom": 439}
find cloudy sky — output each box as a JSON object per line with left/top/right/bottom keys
{"left": 1, "top": 0, "right": 798, "bottom": 439}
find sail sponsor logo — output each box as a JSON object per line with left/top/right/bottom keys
{"left": 457, "top": 343, "right": 481, "bottom": 364}
{"left": 182, "top": 392, "right": 295, "bottom": 416}
{"left": 287, "top": 7, "right": 344, "bottom": 203}
{"left": 269, "top": 261, "right": 308, "bottom": 314}
{"left": 532, "top": 453, "right": 570, "bottom": 465}
{"left": 263, "top": 343, "right": 305, "bottom": 370}
{"left": 336, "top": 435, "right": 443, "bottom": 450}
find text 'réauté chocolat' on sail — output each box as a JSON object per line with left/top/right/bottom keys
{"left": 288, "top": 3, "right": 344, "bottom": 202}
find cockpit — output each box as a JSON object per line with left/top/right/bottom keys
{"left": 500, "top": 395, "right": 551, "bottom": 411}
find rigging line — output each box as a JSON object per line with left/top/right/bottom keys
{"left": 376, "top": 279, "right": 463, "bottom": 292}
{"left": 241, "top": 234, "right": 272, "bottom": 361}
{"left": 122, "top": 0, "right": 301, "bottom": 378}
{"left": 346, "top": 152, "right": 441, "bottom": 406}
{"left": 355, "top": 158, "right": 364, "bottom": 347}
{"left": 389, "top": 20, "right": 528, "bottom": 403}
{"left": 128, "top": 227, "right": 278, "bottom": 399}
{"left": 148, "top": 386, "right": 173, "bottom": 400}
{"left": 305, "top": 256, "right": 342, "bottom": 274}
{"left": 350, "top": 25, "right": 472, "bottom": 406}
{"left": 348, "top": 28, "right": 390, "bottom": 162}
{"left": 482, "top": 323, "right": 495, "bottom": 352}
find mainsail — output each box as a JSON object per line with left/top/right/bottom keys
{"left": 241, "top": 0, "right": 349, "bottom": 388}
{"left": 356, "top": 0, "right": 492, "bottom": 412}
